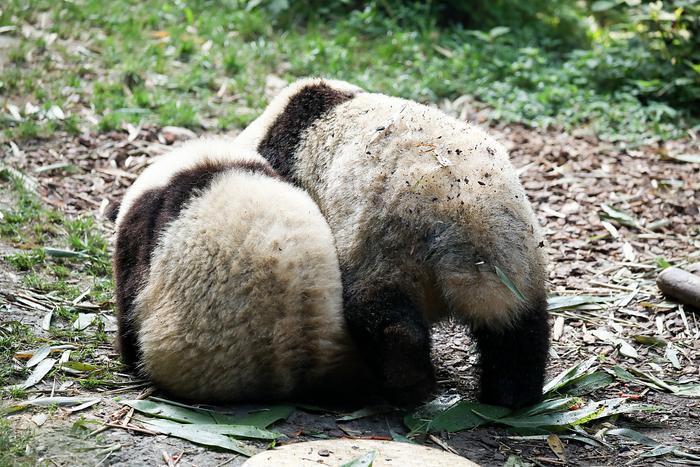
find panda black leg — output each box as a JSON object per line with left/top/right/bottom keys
{"left": 472, "top": 298, "right": 550, "bottom": 409}
{"left": 342, "top": 283, "right": 435, "bottom": 405}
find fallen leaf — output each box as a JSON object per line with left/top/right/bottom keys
{"left": 543, "top": 356, "right": 597, "bottom": 394}
{"left": 547, "top": 295, "right": 612, "bottom": 311}
{"left": 600, "top": 204, "right": 638, "bottom": 228}
{"left": 22, "top": 358, "right": 56, "bottom": 388}
{"left": 340, "top": 450, "right": 377, "bottom": 467}
{"left": 122, "top": 399, "right": 216, "bottom": 424}
{"left": 547, "top": 434, "right": 566, "bottom": 462}
{"left": 26, "top": 346, "right": 51, "bottom": 368}
{"left": 73, "top": 313, "right": 97, "bottom": 330}
{"left": 31, "top": 413, "right": 48, "bottom": 427}
{"left": 337, "top": 406, "right": 393, "bottom": 422}
{"left": 136, "top": 417, "right": 255, "bottom": 456}
{"left": 665, "top": 153, "right": 700, "bottom": 164}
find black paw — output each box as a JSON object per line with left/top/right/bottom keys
{"left": 472, "top": 297, "right": 550, "bottom": 410}
{"left": 379, "top": 322, "right": 435, "bottom": 405}
{"left": 385, "top": 376, "right": 436, "bottom": 407}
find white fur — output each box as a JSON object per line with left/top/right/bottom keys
{"left": 238, "top": 80, "right": 547, "bottom": 329}
{"left": 135, "top": 171, "right": 356, "bottom": 400}
{"left": 115, "top": 137, "right": 266, "bottom": 226}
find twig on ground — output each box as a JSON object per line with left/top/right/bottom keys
{"left": 428, "top": 434, "right": 459, "bottom": 455}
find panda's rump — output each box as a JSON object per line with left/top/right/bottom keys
{"left": 135, "top": 172, "right": 350, "bottom": 401}
{"left": 302, "top": 94, "right": 547, "bottom": 328}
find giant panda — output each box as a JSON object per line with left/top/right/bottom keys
{"left": 235, "top": 79, "right": 550, "bottom": 408}
{"left": 112, "top": 137, "right": 368, "bottom": 401}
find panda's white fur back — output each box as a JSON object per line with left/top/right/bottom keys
{"left": 113, "top": 137, "right": 363, "bottom": 401}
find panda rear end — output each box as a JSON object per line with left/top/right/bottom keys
{"left": 237, "top": 79, "right": 551, "bottom": 408}
{"left": 113, "top": 138, "right": 367, "bottom": 402}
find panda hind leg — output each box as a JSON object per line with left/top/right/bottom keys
{"left": 342, "top": 283, "right": 435, "bottom": 405}
{"left": 471, "top": 296, "right": 550, "bottom": 409}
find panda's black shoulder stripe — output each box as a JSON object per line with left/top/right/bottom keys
{"left": 257, "top": 82, "right": 355, "bottom": 183}
{"left": 114, "top": 158, "right": 275, "bottom": 367}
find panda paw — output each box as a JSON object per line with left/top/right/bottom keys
{"left": 379, "top": 322, "right": 435, "bottom": 405}
{"left": 384, "top": 376, "right": 436, "bottom": 407}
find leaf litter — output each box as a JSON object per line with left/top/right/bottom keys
{"left": 120, "top": 398, "right": 291, "bottom": 456}
{"left": 1, "top": 98, "right": 699, "bottom": 464}
{"left": 405, "top": 356, "right": 699, "bottom": 463}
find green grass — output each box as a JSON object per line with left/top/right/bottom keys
{"left": 1, "top": 170, "right": 114, "bottom": 352}
{"left": 0, "top": 419, "right": 35, "bottom": 467}
{"left": 0, "top": 321, "right": 36, "bottom": 388}
{"left": 0, "top": 0, "right": 697, "bottom": 144}
{"left": 1, "top": 169, "right": 112, "bottom": 281}
{"left": 6, "top": 249, "right": 46, "bottom": 271}
{"left": 0, "top": 170, "right": 124, "bottom": 401}
{"left": 0, "top": 169, "right": 62, "bottom": 245}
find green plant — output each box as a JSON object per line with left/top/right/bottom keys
{"left": 0, "top": 419, "right": 34, "bottom": 466}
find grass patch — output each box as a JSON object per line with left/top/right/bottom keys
{"left": 6, "top": 249, "right": 46, "bottom": 272}
{"left": 0, "top": 321, "right": 36, "bottom": 387}
{"left": 1, "top": 170, "right": 112, "bottom": 283}
{"left": 1, "top": 1, "right": 697, "bottom": 143}
{"left": 0, "top": 419, "right": 35, "bottom": 467}
{"left": 0, "top": 169, "right": 61, "bottom": 245}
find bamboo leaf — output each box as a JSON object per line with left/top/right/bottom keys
{"left": 495, "top": 266, "right": 525, "bottom": 301}
{"left": 26, "top": 346, "right": 51, "bottom": 368}
{"left": 22, "top": 358, "right": 56, "bottom": 388}
{"left": 559, "top": 371, "right": 614, "bottom": 396}
{"left": 341, "top": 450, "right": 377, "bottom": 467}
{"left": 43, "top": 247, "right": 86, "bottom": 258}
{"left": 600, "top": 204, "right": 639, "bottom": 227}
{"left": 337, "top": 406, "right": 393, "bottom": 422}
{"left": 543, "top": 356, "right": 598, "bottom": 394}
{"left": 137, "top": 417, "right": 255, "bottom": 456}
{"left": 666, "top": 153, "right": 700, "bottom": 164}
{"left": 230, "top": 406, "right": 294, "bottom": 428}
{"left": 174, "top": 423, "right": 282, "bottom": 440}
{"left": 122, "top": 399, "right": 216, "bottom": 424}
{"left": 1, "top": 396, "right": 100, "bottom": 415}
{"left": 547, "top": 295, "right": 612, "bottom": 311}
{"left": 520, "top": 397, "right": 580, "bottom": 417}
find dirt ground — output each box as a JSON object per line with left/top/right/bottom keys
{"left": 1, "top": 114, "right": 699, "bottom": 466}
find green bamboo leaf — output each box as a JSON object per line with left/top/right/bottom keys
{"left": 495, "top": 266, "right": 525, "bottom": 302}
{"left": 229, "top": 406, "right": 294, "bottom": 428}
{"left": 559, "top": 371, "right": 614, "bottom": 396}
{"left": 137, "top": 417, "right": 255, "bottom": 456}
{"left": 600, "top": 204, "right": 638, "bottom": 227}
{"left": 547, "top": 295, "right": 612, "bottom": 311}
{"left": 337, "top": 406, "right": 393, "bottom": 422}
{"left": 175, "top": 423, "right": 282, "bottom": 440}
{"left": 122, "top": 399, "right": 215, "bottom": 424}
{"left": 520, "top": 397, "right": 580, "bottom": 417}
{"left": 543, "top": 356, "right": 597, "bottom": 395}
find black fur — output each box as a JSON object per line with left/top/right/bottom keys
{"left": 113, "top": 159, "right": 276, "bottom": 367}
{"left": 341, "top": 274, "right": 435, "bottom": 405}
{"left": 472, "top": 295, "right": 550, "bottom": 409}
{"left": 257, "top": 83, "right": 355, "bottom": 182}
{"left": 105, "top": 200, "right": 121, "bottom": 222}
